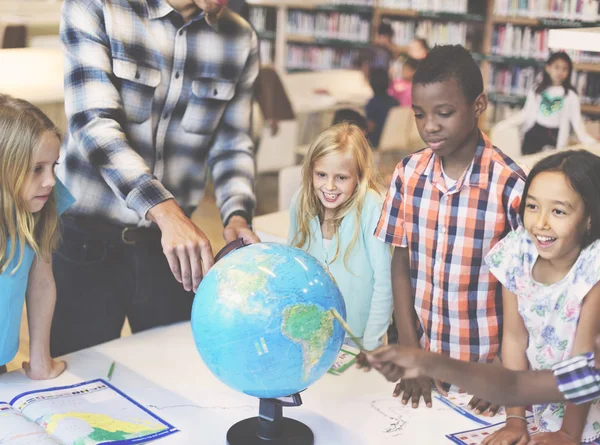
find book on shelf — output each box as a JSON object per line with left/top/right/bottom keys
{"left": 379, "top": 0, "right": 469, "bottom": 13}
{"left": 492, "top": 25, "right": 549, "bottom": 60}
{"left": 286, "top": 44, "right": 359, "bottom": 70}
{"left": 287, "top": 10, "right": 370, "bottom": 43}
{"left": 493, "top": 0, "right": 600, "bottom": 21}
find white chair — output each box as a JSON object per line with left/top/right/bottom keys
{"left": 255, "top": 120, "right": 299, "bottom": 174}
{"left": 489, "top": 121, "right": 522, "bottom": 160}
{"left": 378, "top": 106, "right": 423, "bottom": 153}
{"left": 278, "top": 164, "right": 302, "bottom": 211}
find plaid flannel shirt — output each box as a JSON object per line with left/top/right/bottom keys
{"left": 57, "top": 0, "right": 258, "bottom": 226}
{"left": 375, "top": 133, "right": 526, "bottom": 362}
{"left": 554, "top": 352, "right": 600, "bottom": 405}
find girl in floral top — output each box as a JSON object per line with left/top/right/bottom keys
{"left": 484, "top": 150, "right": 600, "bottom": 445}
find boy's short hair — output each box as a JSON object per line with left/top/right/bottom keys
{"left": 377, "top": 21, "right": 394, "bottom": 38}
{"left": 332, "top": 108, "right": 368, "bottom": 132}
{"left": 412, "top": 44, "right": 483, "bottom": 103}
{"left": 369, "top": 68, "right": 390, "bottom": 95}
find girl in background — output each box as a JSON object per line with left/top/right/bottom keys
{"left": 0, "top": 94, "right": 74, "bottom": 379}
{"left": 288, "top": 123, "right": 393, "bottom": 351}
{"left": 500, "top": 52, "right": 597, "bottom": 154}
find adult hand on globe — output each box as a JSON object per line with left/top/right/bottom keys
{"left": 148, "top": 199, "right": 214, "bottom": 292}
{"left": 223, "top": 215, "right": 260, "bottom": 244}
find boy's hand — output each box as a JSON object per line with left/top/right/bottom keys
{"left": 23, "top": 359, "right": 66, "bottom": 380}
{"left": 467, "top": 396, "right": 502, "bottom": 416}
{"left": 355, "top": 351, "right": 370, "bottom": 370}
{"left": 526, "top": 431, "right": 578, "bottom": 445}
{"left": 394, "top": 377, "right": 433, "bottom": 408}
{"left": 481, "top": 422, "right": 529, "bottom": 445}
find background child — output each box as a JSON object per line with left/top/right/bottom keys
{"left": 358, "top": 21, "right": 395, "bottom": 82}
{"left": 359, "top": 335, "right": 600, "bottom": 408}
{"left": 332, "top": 108, "right": 368, "bottom": 135}
{"left": 388, "top": 56, "right": 419, "bottom": 107}
{"left": 288, "top": 123, "right": 393, "bottom": 351}
{"left": 498, "top": 52, "right": 598, "bottom": 154}
{"left": 366, "top": 68, "right": 399, "bottom": 149}
{"left": 0, "top": 94, "right": 74, "bottom": 379}
{"left": 374, "top": 45, "right": 526, "bottom": 413}
{"left": 483, "top": 150, "right": 600, "bottom": 445}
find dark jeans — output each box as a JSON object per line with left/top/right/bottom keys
{"left": 50, "top": 216, "right": 194, "bottom": 357}
{"left": 522, "top": 123, "right": 559, "bottom": 155}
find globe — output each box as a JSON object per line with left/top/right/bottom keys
{"left": 191, "top": 242, "right": 346, "bottom": 400}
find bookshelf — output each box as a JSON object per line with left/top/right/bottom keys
{"left": 246, "top": 0, "right": 600, "bottom": 124}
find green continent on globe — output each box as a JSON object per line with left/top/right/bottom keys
{"left": 282, "top": 304, "right": 334, "bottom": 380}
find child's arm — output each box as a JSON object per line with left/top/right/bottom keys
{"left": 365, "top": 346, "right": 564, "bottom": 406}
{"left": 566, "top": 92, "right": 598, "bottom": 148}
{"left": 484, "top": 287, "right": 531, "bottom": 445}
{"left": 390, "top": 247, "right": 434, "bottom": 406}
{"left": 555, "top": 282, "right": 600, "bottom": 444}
{"left": 23, "top": 256, "right": 66, "bottom": 380}
{"left": 361, "top": 200, "right": 393, "bottom": 351}
{"left": 494, "top": 90, "right": 535, "bottom": 129}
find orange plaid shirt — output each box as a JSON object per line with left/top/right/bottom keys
{"left": 375, "top": 133, "right": 526, "bottom": 362}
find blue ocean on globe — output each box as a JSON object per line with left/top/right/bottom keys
{"left": 191, "top": 242, "right": 346, "bottom": 399}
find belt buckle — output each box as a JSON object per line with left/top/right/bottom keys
{"left": 121, "top": 227, "right": 136, "bottom": 245}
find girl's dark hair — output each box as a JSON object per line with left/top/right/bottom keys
{"left": 519, "top": 150, "right": 600, "bottom": 247}
{"left": 535, "top": 51, "right": 576, "bottom": 95}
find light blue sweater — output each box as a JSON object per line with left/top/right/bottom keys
{"left": 288, "top": 189, "right": 393, "bottom": 350}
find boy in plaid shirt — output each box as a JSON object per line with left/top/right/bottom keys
{"left": 374, "top": 45, "right": 526, "bottom": 413}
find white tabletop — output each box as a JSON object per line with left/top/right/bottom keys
{"left": 254, "top": 210, "right": 290, "bottom": 244}
{"left": 0, "top": 48, "right": 64, "bottom": 104}
{"left": 0, "top": 323, "right": 495, "bottom": 444}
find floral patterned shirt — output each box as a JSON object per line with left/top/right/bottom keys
{"left": 486, "top": 226, "right": 600, "bottom": 442}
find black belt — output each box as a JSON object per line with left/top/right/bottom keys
{"left": 64, "top": 216, "right": 162, "bottom": 245}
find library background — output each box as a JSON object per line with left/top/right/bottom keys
{"left": 249, "top": 0, "right": 600, "bottom": 137}
{"left": 1, "top": 0, "right": 599, "bottom": 204}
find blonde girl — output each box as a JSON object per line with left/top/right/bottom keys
{"left": 0, "top": 94, "right": 74, "bottom": 379}
{"left": 288, "top": 123, "right": 393, "bottom": 350}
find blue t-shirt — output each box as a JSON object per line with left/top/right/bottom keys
{"left": 0, "top": 179, "right": 74, "bottom": 365}
{"left": 366, "top": 94, "right": 399, "bottom": 148}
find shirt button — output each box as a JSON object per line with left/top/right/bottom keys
{"left": 163, "top": 113, "right": 169, "bottom": 120}
{"left": 157, "top": 152, "right": 163, "bottom": 161}
{"left": 441, "top": 226, "right": 446, "bottom": 233}
{"left": 179, "top": 30, "right": 184, "bottom": 36}
{"left": 175, "top": 72, "right": 180, "bottom": 79}
{"left": 135, "top": 71, "right": 140, "bottom": 79}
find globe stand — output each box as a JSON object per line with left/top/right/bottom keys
{"left": 226, "top": 393, "right": 314, "bottom": 445}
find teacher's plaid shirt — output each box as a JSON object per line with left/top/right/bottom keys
{"left": 375, "top": 133, "right": 526, "bottom": 362}
{"left": 57, "top": 0, "right": 258, "bottom": 226}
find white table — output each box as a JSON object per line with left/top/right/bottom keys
{"left": 0, "top": 323, "right": 495, "bottom": 444}
{"left": 254, "top": 210, "right": 290, "bottom": 244}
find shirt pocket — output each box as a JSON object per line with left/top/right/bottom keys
{"left": 181, "top": 77, "right": 236, "bottom": 134}
{"left": 113, "top": 59, "right": 161, "bottom": 124}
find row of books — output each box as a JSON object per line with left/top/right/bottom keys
{"left": 317, "top": 0, "right": 375, "bottom": 5}
{"left": 378, "top": 0, "right": 469, "bottom": 13}
{"left": 493, "top": 0, "right": 600, "bottom": 21}
{"left": 491, "top": 25, "right": 550, "bottom": 61}
{"left": 249, "top": 7, "right": 275, "bottom": 33}
{"left": 488, "top": 65, "right": 600, "bottom": 105}
{"left": 286, "top": 44, "right": 359, "bottom": 70}
{"left": 259, "top": 40, "right": 274, "bottom": 65}
{"left": 287, "top": 11, "right": 371, "bottom": 43}
{"left": 389, "top": 19, "right": 469, "bottom": 47}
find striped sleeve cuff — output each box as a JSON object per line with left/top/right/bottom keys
{"left": 553, "top": 352, "right": 600, "bottom": 405}
{"left": 126, "top": 177, "right": 174, "bottom": 219}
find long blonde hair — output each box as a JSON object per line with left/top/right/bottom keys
{"left": 292, "top": 122, "right": 385, "bottom": 268}
{"left": 0, "top": 94, "right": 61, "bottom": 274}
